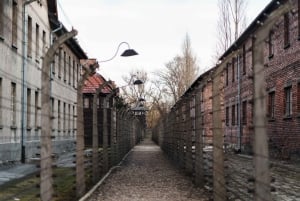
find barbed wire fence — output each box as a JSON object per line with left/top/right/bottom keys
{"left": 152, "top": 1, "right": 300, "bottom": 201}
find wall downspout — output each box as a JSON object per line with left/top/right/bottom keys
{"left": 21, "top": 0, "right": 37, "bottom": 163}
{"left": 237, "top": 54, "right": 242, "bottom": 152}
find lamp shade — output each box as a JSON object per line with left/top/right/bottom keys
{"left": 121, "top": 49, "right": 138, "bottom": 57}
{"left": 133, "top": 79, "right": 143, "bottom": 85}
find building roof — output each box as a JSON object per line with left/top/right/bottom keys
{"left": 82, "top": 73, "right": 113, "bottom": 94}
{"left": 47, "top": 0, "right": 88, "bottom": 59}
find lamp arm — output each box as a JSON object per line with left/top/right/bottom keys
{"left": 98, "top": 42, "right": 130, "bottom": 63}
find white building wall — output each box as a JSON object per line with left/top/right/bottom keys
{"left": 0, "top": 0, "right": 79, "bottom": 163}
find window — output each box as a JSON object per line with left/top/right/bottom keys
{"left": 64, "top": 51, "right": 66, "bottom": 82}
{"left": 51, "top": 97, "right": 54, "bottom": 129}
{"left": 284, "top": 86, "right": 292, "bottom": 117}
{"left": 35, "top": 24, "right": 40, "bottom": 61}
{"left": 12, "top": 1, "right": 18, "bottom": 47}
{"left": 268, "top": 91, "right": 275, "bottom": 119}
{"left": 225, "top": 63, "right": 229, "bottom": 86}
{"left": 76, "top": 63, "right": 79, "bottom": 83}
{"left": 225, "top": 106, "right": 229, "bottom": 126}
{"left": 42, "top": 30, "right": 46, "bottom": 54}
{"left": 27, "top": 16, "right": 32, "bottom": 57}
{"left": 0, "top": 1, "right": 4, "bottom": 37}
{"left": 68, "top": 104, "right": 71, "bottom": 134}
{"left": 27, "top": 88, "right": 31, "bottom": 127}
{"left": 284, "top": 13, "right": 290, "bottom": 48}
{"left": 231, "top": 105, "right": 236, "bottom": 125}
{"left": 242, "top": 101, "right": 247, "bottom": 125}
{"left": 73, "top": 105, "right": 76, "bottom": 133}
{"left": 69, "top": 56, "right": 71, "bottom": 85}
{"left": 73, "top": 60, "right": 75, "bottom": 87}
{"left": 237, "top": 103, "right": 240, "bottom": 125}
{"left": 242, "top": 44, "right": 246, "bottom": 75}
{"left": 63, "top": 102, "right": 66, "bottom": 132}
{"left": 58, "top": 48, "right": 62, "bottom": 78}
{"left": 269, "top": 31, "right": 274, "bottom": 58}
{"left": 232, "top": 58, "right": 235, "bottom": 82}
{"left": 11, "top": 83, "right": 17, "bottom": 126}
{"left": 58, "top": 100, "right": 61, "bottom": 131}
{"left": 34, "top": 91, "right": 39, "bottom": 128}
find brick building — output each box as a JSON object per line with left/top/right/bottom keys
{"left": 82, "top": 72, "right": 114, "bottom": 147}
{"left": 219, "top": 0, "right": 300, "bottom": 158}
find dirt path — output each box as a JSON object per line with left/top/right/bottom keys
{"left": 86, "top": 137, "right": 209, "bottom": 201}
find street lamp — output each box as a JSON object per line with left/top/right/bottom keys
{"left": 99, "top": 42, "right": 138, "bottom": 63}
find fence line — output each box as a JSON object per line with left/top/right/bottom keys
{"left": 152, "top": 1, "right": 299, "bottom": 201}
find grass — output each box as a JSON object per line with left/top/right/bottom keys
{"left": 0, "top": 167, "right": 77, "bottom": 201}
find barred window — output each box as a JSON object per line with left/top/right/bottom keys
{"left": 35, "top": 24, "right": 40, "bottom": 61}
{"left": 27, "top": 16, "right": 32, "bottom": 57}
{"left": 231, "top": 105, "right": 236, "bottom": 125}
{"left": 34, "top": 91, "right": 39, "bottom": 128}
{"left": 269, "top": 30, "right": 274, "bottom": 58}
{"left": 27, "top": 88, "right": 31, "bottom": 127}
{"left": 284, "top": 86, "right": 292, "bottom": 117}
{"left": 58, "top": 100, "right": 61, "bottom": 130}
{"left": 284, "top": 13, "right": 290, "bottom": 48}
{"left": 225, "top": 106, "right": 229, "bottom": 126}
{"left": 242, "top": 44, "right": 246, "bottom": 75}
{"left": 12, "top": 0, "right": 18, "bottom": 47}
{"left": 225, "top": 63, "right": 229, "bottom": 86}
{"left": 11, "top": 83, "right": 17, "bottom": 126}
{"left": 232, "top": 58, "right": 235, "bottom": 82}
{"left": 268, "top": 91, "right": 275, "bottom": 119}
{"left": 242, "top": 101, "right": 247, "bottom": 125}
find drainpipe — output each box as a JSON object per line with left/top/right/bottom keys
{"left": 237, "top": 54, "right": 242, "bottom": 151}
{"left": 21, "top": 0, "right": 37, "bottom": 163}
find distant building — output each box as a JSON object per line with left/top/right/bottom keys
{"left": 82, "top": 72, "right": 114, "bottom": 147}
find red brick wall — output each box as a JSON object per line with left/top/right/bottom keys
{"left": 223, "top": 0, "right": 300, "bottom": 157}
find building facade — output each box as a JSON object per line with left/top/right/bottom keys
{"left": 220, "top": 0, "right": 300, "bottom": 158}
{"left": 0, "top": 0, "right": 87, "bottom": 163}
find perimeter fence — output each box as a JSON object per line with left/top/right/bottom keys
{"left": 152, "top": 1, "right": 300, "bottom": 200}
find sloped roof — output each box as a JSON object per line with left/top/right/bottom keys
{"left": 82, "top": 73, "right": 113, "bottom": 94}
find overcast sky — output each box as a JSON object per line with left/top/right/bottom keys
{"left": 57, "top": 0, "right": 271, "bottom": 86}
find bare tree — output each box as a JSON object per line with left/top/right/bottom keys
{"left": 214, "top": 0, "right": 248, "bottom": 61}
{"left": 154, "top": 33, "right": 199, "bottom": 105}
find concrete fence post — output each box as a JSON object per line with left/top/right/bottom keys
{"left": 252, "top": 3, "right": 291, "bottom": 200}
{"left": 40, "top": 29, "right": 77, "bottom": 201}
{"left": 212, "top": 68, "right": 226, "bottom": 201}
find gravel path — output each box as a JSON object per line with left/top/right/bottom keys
{"left": 86, "top": 137, "right": 209, "bottom": 201}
